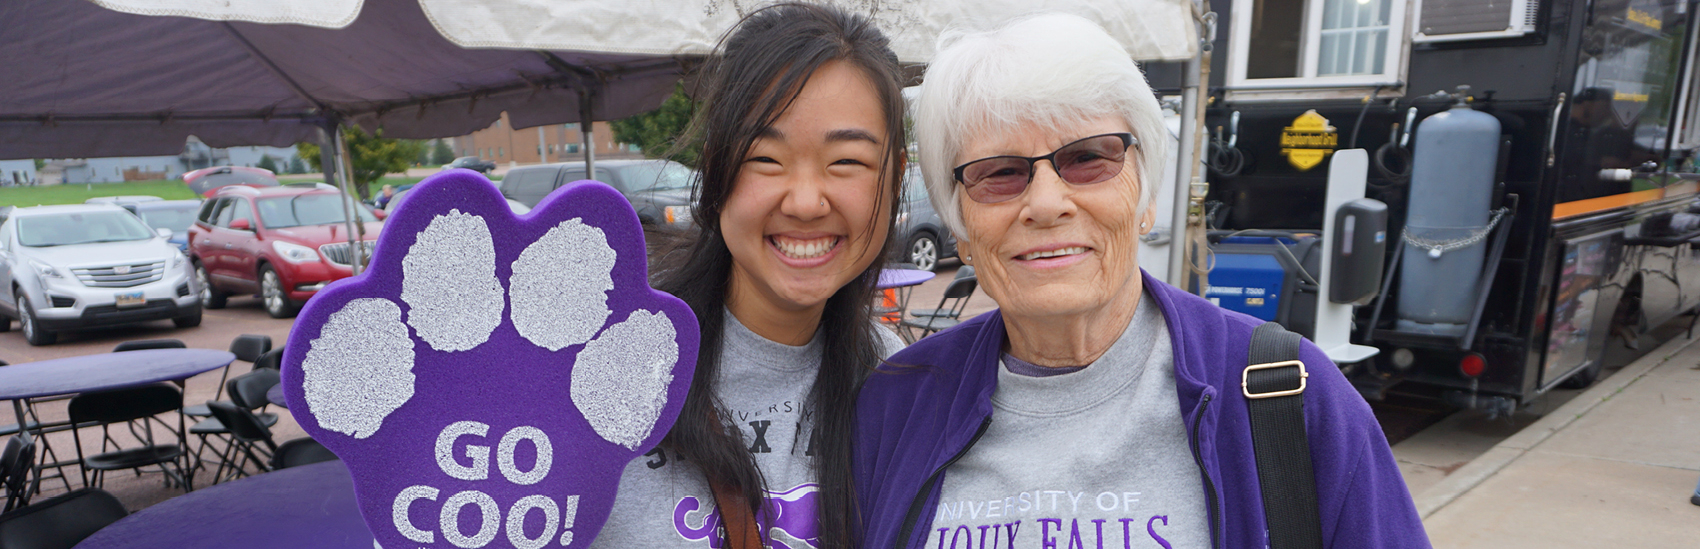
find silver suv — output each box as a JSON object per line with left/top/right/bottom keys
{"left": 0, "top": 204, "right": 201, "bottom": 345}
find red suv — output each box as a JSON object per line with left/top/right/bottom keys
{"left": 188, "top": 184, "right": 384, "bottom": 318}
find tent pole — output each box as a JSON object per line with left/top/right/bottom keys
{"left": 1168, "top": 47, "right": 1202, "bottom": 290}
{"left": 1168, "top": 0, "right": 1215, "bottom": 296}
{"left": 580, "top": 87, "right": 596, "bottom": 176}
{"left": 319, "top": 119, "right": 363, "bottom": 275}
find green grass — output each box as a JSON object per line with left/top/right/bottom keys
{"left": 0, "top": 180, "right": 198, "bottom": 207}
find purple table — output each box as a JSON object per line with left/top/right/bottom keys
{"left": 75, "top": 460, "right": 370, "bottom": 549}
{"left": 0, "top": 348, "right": 235, "bottom": 492}
{"left": 266, "top": 383, "right": 288, "bottom": 408}
{"left": 876, "top": 268, "right": 935, "bottom": 290}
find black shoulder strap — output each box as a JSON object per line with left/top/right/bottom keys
{"left": 1244, "top": 322, "right": 1324, "bottom": 549}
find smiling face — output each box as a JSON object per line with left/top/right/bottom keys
{"left": 720, "top": 60, "right": 894, "bottom": 334}
{"left": 956, "top": 115, "right": 1154, "bottom": 325}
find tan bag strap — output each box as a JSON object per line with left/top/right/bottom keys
{"left": 711, "top": 481, "right": 764, "bottom": 549}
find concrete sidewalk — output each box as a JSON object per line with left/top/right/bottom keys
{"left": 1415, "top": 332, "right": 1700, "bottom": 547}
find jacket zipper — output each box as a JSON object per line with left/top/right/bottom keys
{"left": 1188, "top": 393, "right": 1221, "bottom": 549}
{"left": 894, "top": 415, "right": 993, "bottom": 549}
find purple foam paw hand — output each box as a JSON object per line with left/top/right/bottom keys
{"left": 281, "top": 170, "right": 699, "bottom": 549}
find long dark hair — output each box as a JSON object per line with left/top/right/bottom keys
{"left": 650, "top": 3, "right": 905, "bottom": 548}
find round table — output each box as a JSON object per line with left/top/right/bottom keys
{"left": 266, "top": 383, "right": 288, "bottom": 409}
{"left": 75, "top": 460, "right": 371, "bottom": 548}
{"left": 876, "top": 268, "right": 935, "bottom": 290}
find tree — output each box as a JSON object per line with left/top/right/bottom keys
{"left": 296, "top": 126, "right": 424, "bottom": 199}
{"left": 255, "top": 154, "right": 279, "bottom": 173}
{"left": 610, "top": 83, "right": 699, "bottom": 167}
{"left": 432, "top": 139, "right": 456, "bottom": 165}
{"left": 288, "top": 156, "right": 307, "bottom": 174}
{"left": 33, "top": 159, "right": 44, "bottom": 170}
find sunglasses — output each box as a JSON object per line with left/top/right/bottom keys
{"left": 952, "top": 133, "right": 1138, "bottom": 204}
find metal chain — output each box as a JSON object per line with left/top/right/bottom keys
{"left": 1403, "top": 208, "right": 1508, "bottom": 258}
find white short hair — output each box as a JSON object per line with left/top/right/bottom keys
{"left": 913, "top": 13, "right": 1168, "bottom": 242}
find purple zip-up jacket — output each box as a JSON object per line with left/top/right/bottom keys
{"left": 853, "top": 274, "right": 1431, "bottom": 548}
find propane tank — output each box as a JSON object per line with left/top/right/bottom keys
{"left": 1397, "top": 86, "right": 1501, "bottom": 335}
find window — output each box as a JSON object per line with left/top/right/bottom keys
{"left": 503, "top": 169, "right": 558, "bottom": 207}
{"left": 499, "top": 147, "right": 505, "bottom": 158}
{"left": 1229, "top": 0, "right": 1408, "bottom": 89}
{"left": 566, "top": 144, "right": 580, "bottom": 154}
{"left": 256, "top": 194, "right": 376, "bottom": 228}
{"left": 18, "top": 211, "right": 154, "bottom": 247}
{"left": 197, "top": 199, "right": 221, "bottom": 224}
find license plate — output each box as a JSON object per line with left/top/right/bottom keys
{"left": 114, "top": 292, "right": 145, "bottom": 308}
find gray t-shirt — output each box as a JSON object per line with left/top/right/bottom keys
{"left": 590, "top": 309, "right": 904, "bottom": 549}
{"left": 926, "top": 294, "right": 1210, "bottom": 549}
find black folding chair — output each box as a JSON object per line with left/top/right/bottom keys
{"left": 66, "top": 383, "right": 191, "bottom": 491}
{"left": 2, "top": 433, "right": 35, "bottom": 512}
{"left": 900, "top": 270, "right": 978, "bottom": 341}
{"left": 205, "top": 402, "right": 277, "bottom": 482}
{"left": 182, "top": 335, "right": 271, "bottom": 476}
{"left": 250, "top": 348, "right": 282, "bottom": 371}
{"left": 182, "top": 334, "right": 271, "bottom": 419}
{"left": 0, "top": 488, "right": 128, "bottom": 549}
{"left": 270, "top": 438, "right": 338, "bottom": 470}
{"left": 908, "top": 266, "right": 975, "bottom": 319}
{"left": 189, "top": 367, "right": 280, "bottom": 481}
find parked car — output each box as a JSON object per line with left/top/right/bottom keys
{"left": 85, "top": 195, "right": 164, "bottom": 205}
{"left": 444, "top": 156, "right": 496, "bottom": 173}
{"left": 386, "top": 185, "right": 530, "bottom": 215}
{"left": 894, "top": 167, "right": 958, "bottom": 271}
{"left": 183, "top": 166, "right": 280, "bottom": 197}
{"left": 498, "top": 159, "right": 695, "bottom": 226}
{"left": 130, "top": 199, "right": 203, "bottom": 253}
{"left": 0, "top": 204, "right": 201, "bottom": 345}
{"left": 189, "top": 185, "right": 383, "bottom": 318}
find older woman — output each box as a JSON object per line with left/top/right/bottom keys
{"left": 851, "top": 14, "right": 1429, "bottom": 549}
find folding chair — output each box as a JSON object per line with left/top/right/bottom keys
{"left": 908, "top": 266, "right": 975, "bottom": 319}
{"left": 900, "top": 270, "right": 977, "bottom": 341}
{"left": 205, "top": 402, "right": 277, "bottom": 482}
{"left": 182, "top": 335, "right": 270, "bottom": 476}
{"left": 182, "top": 334, "right": 271, "bottom": 419}
{"left": 2, "top": 433, "right": 35, "bottom": 512}
{"left": 66, "top": 383, "right": 191, "bottom": 491}
{"left": 189, "top": 367, "right": 279, "bottom": 481}
{"left": 270, "top": 438, "right": 338, "bottom": 470}
{"left": 0, "top": 488, "right": 128, "bottom": 549}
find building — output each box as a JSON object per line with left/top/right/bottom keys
{"left": 454, "top": 112, "right": 644, "bottom": 166}
{"left": 0, "top": 159, "right": 36, "bottom": 186}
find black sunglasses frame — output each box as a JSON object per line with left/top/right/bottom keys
{"left": 951, "top": 132, "right": 1139, "bottom": 203}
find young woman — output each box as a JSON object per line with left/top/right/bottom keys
{"left": 587, "top": 4, "right": 907, "bottom": 549}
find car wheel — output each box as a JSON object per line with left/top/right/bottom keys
{"left": 196, "top": 262, "right": 227, "bottom": 309}
{"left": 907, "top": 232, "right": 939, "bottom": 272}
{"left": 17, "top": 292, "right": 56, "bottom": 346}
{"left": 260, "top": 265, "right": 299, "bottom": 319}
{"left": 173, "top": 304, "right": 203, "bottom": 328}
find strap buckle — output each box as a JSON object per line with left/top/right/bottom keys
{"left": 1242, "top": 359, "right": 1308, "bottom": 400}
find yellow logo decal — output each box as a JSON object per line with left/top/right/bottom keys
{"left": 1628, "top": 8, "right": 1662, "bottom": 31}
{"left": 1281, "top": 110, "right": 1337, "bottom": 172}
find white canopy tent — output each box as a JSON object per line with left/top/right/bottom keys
{"left": 2, "top": 0, "right": 1207, "bottom": 277}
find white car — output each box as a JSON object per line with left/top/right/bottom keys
{"left": 0, "top": 204, "right": 200, "bottom": 345}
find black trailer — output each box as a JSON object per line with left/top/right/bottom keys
{"left": 1146, "top": 0, "right": 1700, "bottom": 412}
